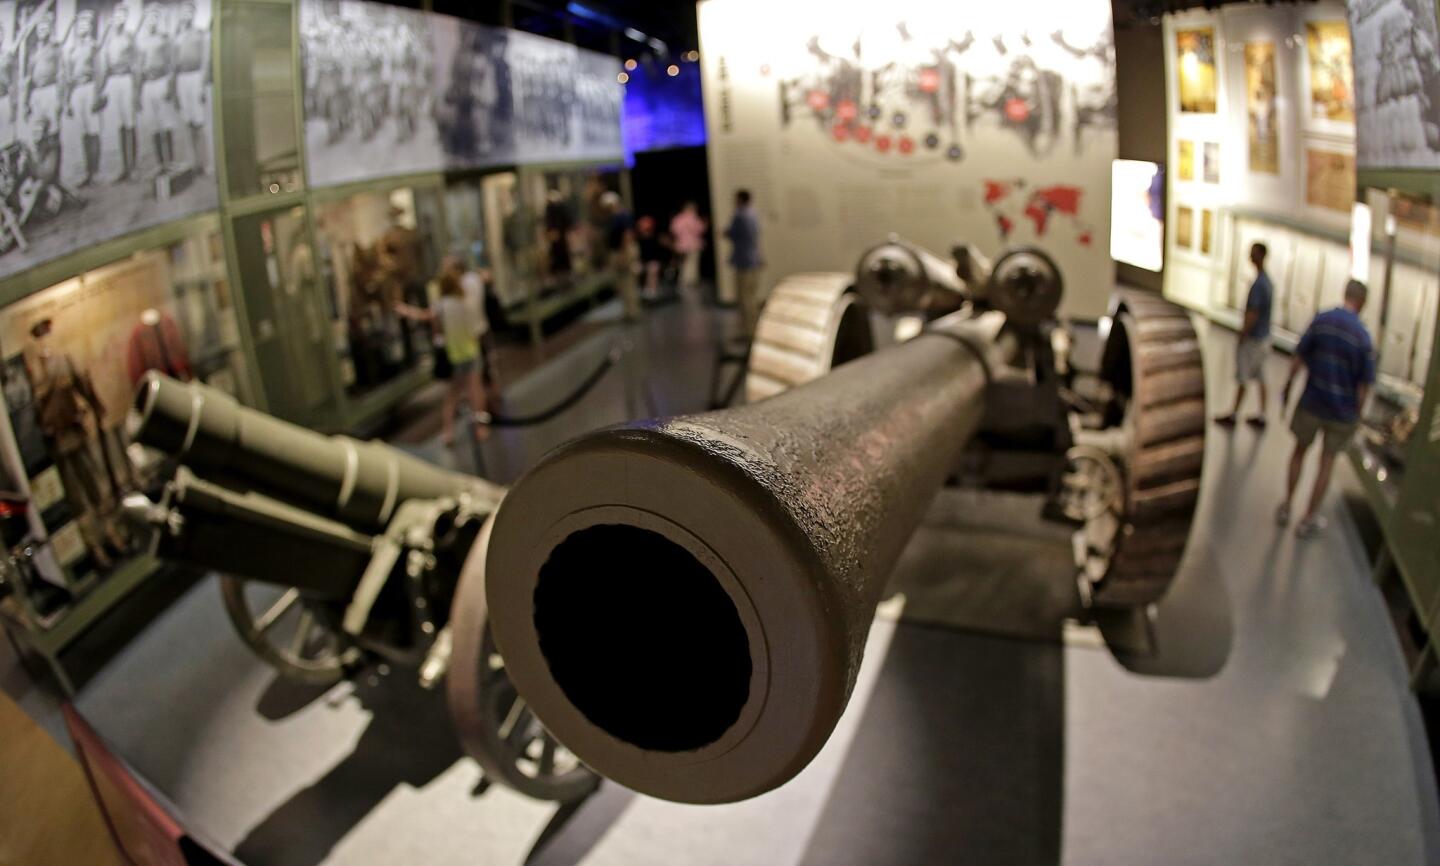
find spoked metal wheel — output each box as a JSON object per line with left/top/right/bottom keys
{"left": 219, "top": 576, "right": 359, "bottom": 685}
{"left": 447, "top": 516, "right": 600, "bottom": 802}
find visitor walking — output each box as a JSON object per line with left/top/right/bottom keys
{"left": 397, "top": 256, "right": 491, "bottom": 446}
{"left": 636, "top": 215, "right": 666, "bottom": 299}
{"left": 670, "top": 201, "right": 707, "bottom": 294}
{"left": 1277, "top": 279, "right": 1375, "bottom": 538}
{"left": 724, "top": 189, "right": 763, "bottom": 337}
{"left": 1216, "top": 242, "right": 1274, "bottom": 428}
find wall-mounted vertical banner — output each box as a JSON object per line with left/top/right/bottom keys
{"left": 698, "top": 0, "right": 1118, "bottom": 318}
{"left": 0, "top": 0, "right": 219, "bottom": 281}
{"left": 299, "top": 0, "right": 623, "bottom": 189}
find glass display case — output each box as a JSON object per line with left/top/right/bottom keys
{"left": 477, "top": 165, "right": 622, "bottom": 341}
{"left": 1352, "top": 188, "right": 1440, "bottom": 508}
{"left": 313, "top": 186, "right": 443, "bottom": 396}
{"left": 0, "top": 225, "right": 247, "bottom": 613}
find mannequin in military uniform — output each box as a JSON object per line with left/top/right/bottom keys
{"left": 97, "top": 4, "right": 138, "bottom": 182}
{"left": 62, "top": 11, "right": 101, "bottom": 187}
{"left": 23, "top": 318, "right": 122, "bottom": 569}
{"left": 137, "top": 6, "right": 175, "bottom": 173}
{"left": 172, "top": 2, "right": 209, "bottom": 174}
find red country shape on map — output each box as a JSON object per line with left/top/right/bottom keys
{"left": 983, "top": 180, "right": 1013, "bottom": 205}
{"left": 1023, "top": 185, "right": 1083, "bottom": 235}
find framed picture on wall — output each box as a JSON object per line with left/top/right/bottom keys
{"left": 1203, "top": 142, "right": 1220, "bottom": 183}
{"left": 1178, "top": 140, "right": 1195, "bottom": 181}
{"left": 1304, "top": 21, "right": 1356, "bottom": 129}
{"left": 1244, "top": 42, "right": 1280, "bottom": 174}
{"left": 1176, "top": 206, "right": 1195, "bottom": 249}
{"left": 1304, "top": 148, "right": 1356, "bottom": 212}
{"left": 1176, "top": 28, "right": 1218, "bottom": 114}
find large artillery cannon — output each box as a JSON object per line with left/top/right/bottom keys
{"left": 125, "top": 373, "right": 599, "bottom": 802}
{"left": 125, "top": 237, "right": 1207, "bottom": 809}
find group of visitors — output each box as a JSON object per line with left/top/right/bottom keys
{"left": 1216, "top": 241, "right": 1377, "bottom": 539}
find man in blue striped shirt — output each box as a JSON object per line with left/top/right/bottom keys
{"left": 1277, "top": 280, "right": 1376, "bottom": 537}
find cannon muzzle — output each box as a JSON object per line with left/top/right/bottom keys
{"left": 483, "top": 312, "right": 1017, "bottom": 803}
{"left": 133, "top": 372, "right": 498, "bottom": 532}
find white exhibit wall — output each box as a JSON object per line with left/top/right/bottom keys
{"left": 698, "top": 0, "right": 1119, "bottom": 320}
{"left": 1162, "top": 2, "right": 1358, "bottom": 327}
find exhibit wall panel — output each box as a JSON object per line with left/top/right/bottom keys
{"left": 0, "top": 0, "right": 221, "bottom": 282}
{"left": 1162, "top": 2, "right": 1358, "bottom": 323}
{"left": 698, "top": 0, "right": 1119, "bottom": 320}
{"left": 297, "top": 0, "right": 623, "bottom": 189}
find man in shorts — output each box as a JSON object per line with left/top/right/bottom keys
{"left": 1216, "top": 242, "right": 1274, "bottom": 428}
{"left": 1277, "top": 279, "right": 1375, "bottom": 538}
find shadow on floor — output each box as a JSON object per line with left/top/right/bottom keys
{"left": 797, "top": 623, "right": 1065, "bottom": 866}
{"left": 233, "top": 670, "right": 468, "bottom": 866}
{"left": 886, "top": 487, "right": 1235, "bottom": 681}
{"left": 254, "top": 676, "right": 335, "bottom": 723}
{"left": 524, "top": 783, "right": 637, "bottom": 866}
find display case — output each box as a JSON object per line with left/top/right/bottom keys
{"left": 0, "top": 222, "right": 248, "bottom": 691}
{"left": 311, "top": 185, "right": 445, "bottom": 397}
{"left": 1342, "top": 189, "right": 1438, "bottom": 510}
{"left": 468, "top": 164, "right": 623, "bottom": 344}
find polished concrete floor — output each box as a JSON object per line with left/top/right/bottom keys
{"left": 7, "top": 294, "right": 1440, "bottom": 865}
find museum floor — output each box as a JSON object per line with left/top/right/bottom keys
{"left": 7, "top": 293, "right": 1440, "bottom": 865}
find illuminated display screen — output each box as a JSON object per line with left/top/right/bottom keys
{"left": 1111, "top": 159, "right": 1165, "bottom": 272}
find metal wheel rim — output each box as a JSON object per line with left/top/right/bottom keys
{"left": 447, "top": 513, "right": 600, "bottom": 802}
{"left": 219, "top": 576, "right": 355, "bottom": 685}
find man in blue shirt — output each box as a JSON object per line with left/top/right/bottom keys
{"left": 1216, "top": 242, "right": 1274, "bottom": 428}
{"left": 724, "top": 189, "right": 763, "bottom": 337}
{"left": 1277, "top": 279, "right": 1376, "bottom": 537}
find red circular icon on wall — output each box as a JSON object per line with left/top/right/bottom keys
{"left": 898, "top": 136, "right": 915, "bottom": 155}
{"left": 875, "top": 135, "right": 893, "bottom": 152}
{"left": 1004, "top": 98, "right": 1031, "bottom": 123}
{"left": 808, "top": 90, "right": 831, "bottom": 111}
{"left": 832, "top": 123, "right": 850, "bottom": 142}
{"left": 855, "top": 125, "right": 873, "bottom": 143}
{"left": 836, "top": 100, "right": 858, "bottom": 122}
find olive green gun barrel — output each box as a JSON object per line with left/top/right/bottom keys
{"left": 137, "top": 469, "right": 374, "bottom": 600}
{"left": 133, "top": 372, "right": 499, "bottom": 532}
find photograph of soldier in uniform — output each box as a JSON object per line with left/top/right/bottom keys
{"left": 435, "top": 18, "right": 514, "bottom": 164}
{"left": 0, "top": 0, "right": 218, "bottom": 282}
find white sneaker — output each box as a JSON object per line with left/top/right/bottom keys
{"left": 1296, "top": 515, "right": 1329, "bottom": 539}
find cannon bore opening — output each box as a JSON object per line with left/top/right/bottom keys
{"left": 532, "top": 524, "right": 752, "bottom": 753}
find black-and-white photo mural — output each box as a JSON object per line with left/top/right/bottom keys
{"left": 1347, "top": 0, "right": 1440, "bottom": 169}
{"left": 0, "top": 0, "right": 218, "bottom": 281}
{"left": 300, "top": 0, "right": 624, "bottom": 188}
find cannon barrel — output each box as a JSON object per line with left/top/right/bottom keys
{"left": 132, "top": 372, "right": 500, "bottom": 532}
{"left": 481, "top": 311, "right": 1017, "bottom": 804}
